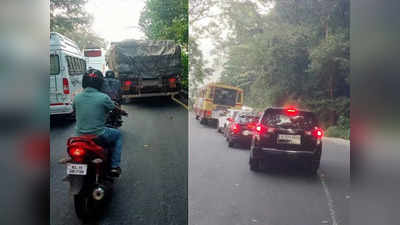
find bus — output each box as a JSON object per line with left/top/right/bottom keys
{"left": 193, "top": 83, "right": 243, "bottom": 125}
{"left": 84, "top": 48, "right": 107, "bottom": 74}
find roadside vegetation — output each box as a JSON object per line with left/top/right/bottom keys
{"left": 50, "top": 0, "right": 106, "bottom": 49}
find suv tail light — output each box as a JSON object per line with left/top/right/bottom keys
{"left": 205, "top": 110, "right": 211, "bottom": 117}
{"left": 63, "top": 78, "right": 70, "bottom": 94}
{"left": 312, "top": 127, "right": 324, "bottom": 139}
{"left": 231, "top": 123, "right": 241, "bottom": 134}
{"left": 255, "top": 123, "right": 275, "bottom": 135}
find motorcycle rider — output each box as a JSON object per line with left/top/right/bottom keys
{"left": 73, "top": 69, "right": 127, "bottom": 177}
{"left": 102, "top": 70, "right": 122, "bottom": 104}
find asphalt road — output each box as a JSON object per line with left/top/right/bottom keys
{"left": 50, "top": 97, "right": 188, "bottom": 225}
{"left": 189, "top": 113, "right": 349, "bottom": 225}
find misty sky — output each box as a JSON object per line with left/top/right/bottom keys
{"left": 86, "top": 0, "right": 146, "bottom": 43}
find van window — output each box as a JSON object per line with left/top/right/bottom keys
{"left": 50, "top": 55, "right": 60, "bottom": 75}
{"left": 66, "top": 56, "right": 85, "bottom": 75}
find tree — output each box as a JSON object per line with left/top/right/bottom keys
{"left": 216, "top": 0, "right": 349, "bottom": 129}
{"left": 50, "top": 0, "right": 106, "bottom": 49}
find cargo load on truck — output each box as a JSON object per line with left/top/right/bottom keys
{"left": 106, "top": 40, "right": 182, "bottom": 99}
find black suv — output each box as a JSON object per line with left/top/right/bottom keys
{"left": 249, "top": 107, "right": 323, "bottom": 174}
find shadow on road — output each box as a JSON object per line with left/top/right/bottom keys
{"left": 252, "top": 162, "right": 320, "bottom": 180}
{"left": 124, "top": 96, "right": 182, "bottom": 109}
{"left": 50, "top": 116, "right": 75, "bottom": 130}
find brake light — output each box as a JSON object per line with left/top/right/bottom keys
{"left": 255, "top": 123, "right": 275, "bottom": 134}
{"left": 168, "top": 77, "right": 177, "bottom": 88}
{"left": 285, "top": 106, "right": 298, "bottom": 116}
{"left": 63, "top": 78, "right": 70, "bottom": 94}
{"left": 255, "top": 123, "right": 266, "bottom": 134}
{"left": 124, "top": 81, "right": 132, "bottom": 88}
{"left": 231, "top": 123, "right": 241, "bottom": 134}
{"left": 68, "top": 146, "right": 86, "bottom": 162}
{"left": 206, "top": 110, "right": 212, "bottom": 117}
{"left": 312, "top": 127, "right": 324, "bottom": 139}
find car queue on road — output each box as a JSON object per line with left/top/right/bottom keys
{"left": 194, "top": 87, "right": 325, "bottom": 175}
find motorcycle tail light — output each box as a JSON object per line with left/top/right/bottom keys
{"left": 68, "top": 147, "right": 86, "bottom": 162}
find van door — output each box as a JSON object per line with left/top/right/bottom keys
{"left": 49, "top": 53, "right": 61, "bottom": 104}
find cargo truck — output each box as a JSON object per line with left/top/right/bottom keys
{"left": 106, "top": 40, "right": 182, "bottom": 101}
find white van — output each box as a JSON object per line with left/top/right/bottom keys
{"left": 49, "top": 32, "right": 86, "bottom": 117}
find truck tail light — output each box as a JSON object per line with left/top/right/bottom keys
{"left": 168, "top": 77, "right": 177, "bottom": 88}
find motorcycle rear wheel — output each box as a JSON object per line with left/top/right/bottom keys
{"left": 74, "top": 192, "right": 101, "bottom": 221}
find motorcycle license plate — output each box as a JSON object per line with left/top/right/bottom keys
{"left": 66, "top": 163, "right": 87, "bottom": 175}
{"left": 277, "top": 134, "right": 301, "bottom": 145}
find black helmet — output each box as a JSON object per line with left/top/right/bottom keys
{"left": 105, "top": 70, "right": 115, "bottom": 78}
{"left": 82, "top": 69, "right": 104, "bottom": 90}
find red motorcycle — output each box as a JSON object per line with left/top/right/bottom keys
{"left": 62, "top": 135, "right": 114, "bottom": 220}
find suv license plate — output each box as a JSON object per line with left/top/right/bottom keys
{"left": 242, "top": 130, "right": 252, "bottom": 136}
{"left": 277, "top": 134, "right": 301, "bottom": 145}
{"left": 67, "top": 163, "right": 87, "bottom": 175}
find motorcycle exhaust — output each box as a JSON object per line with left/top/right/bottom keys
{"left": 92, "top": 186, "right": 105, "bottom": 200}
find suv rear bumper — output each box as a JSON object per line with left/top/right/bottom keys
{"left": 252, "top": 147, "right": 320, "bottom": 160}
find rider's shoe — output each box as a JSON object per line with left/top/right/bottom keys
{"left": 110, "top": 167, "right": 121, "bottom": 177}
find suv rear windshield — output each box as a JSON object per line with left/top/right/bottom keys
{"left": 236, "top": 114, "right": 258, "bottom": 124}
{"left": 261, "top": 110, "right": 317, "bottom": 130}
{"left": 213, "top": 87, "right": 237, "bottom": 106}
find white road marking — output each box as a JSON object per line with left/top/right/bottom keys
{"left": 319, "top": 170, "right": 339, "bottom": 225}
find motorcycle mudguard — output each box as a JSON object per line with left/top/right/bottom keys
{"left": 67, "top": 175, "right": 85, "bottom": 195}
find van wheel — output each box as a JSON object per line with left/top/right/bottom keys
{"left": 67, "top": 111, "right": 76, "bottom": 122}
{"left": 228, "top": 140, "right": 234, "bottom": 148}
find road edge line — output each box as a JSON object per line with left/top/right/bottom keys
{"left": 171, "top": 95, "right": 188, "bottom": 110}
{"left": 318, "top": 170, "right": 339, "bottom": 225}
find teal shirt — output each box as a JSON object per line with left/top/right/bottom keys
{"left": 73, "top": 87, "right": 115, "bottom": 136}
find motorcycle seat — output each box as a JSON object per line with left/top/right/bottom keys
{"left": 92, "top": 136, "right": 112, "bottom": 149}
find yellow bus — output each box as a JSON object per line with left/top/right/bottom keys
{"left": 193, "top": 83, "right": 243, "bottom": 125}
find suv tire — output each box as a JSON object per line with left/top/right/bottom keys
{"left": 228, "top": 140, "right": 234, "bottom": 148}
{"left": 249, "top": 158, "right": 260, "bottom": 171}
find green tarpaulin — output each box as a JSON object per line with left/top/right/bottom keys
{"left": 106, "top": 40, "right": 182, "bottom": 79}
